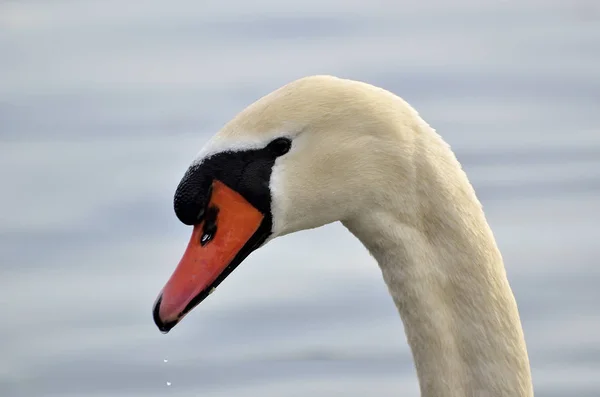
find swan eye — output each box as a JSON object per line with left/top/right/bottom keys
{"left": 267, "top": 137, "right": 292, "bottom": 157}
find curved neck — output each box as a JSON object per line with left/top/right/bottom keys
{"left": 342, "top": 132, "right": 533, "bottom": 396}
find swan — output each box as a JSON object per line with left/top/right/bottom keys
{"left": 152, "top": 75, "right": 534, "bottom": 396}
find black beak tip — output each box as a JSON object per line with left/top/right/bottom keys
{"left": 152, "top": 294, "right": 178, "bottom": 334}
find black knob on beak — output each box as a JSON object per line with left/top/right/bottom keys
{"left": 173, "top": 165, "right": 212, "bottom": 225}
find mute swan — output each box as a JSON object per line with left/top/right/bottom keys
{"left": 152, "top": 75, "right": 534, "bottom": 396}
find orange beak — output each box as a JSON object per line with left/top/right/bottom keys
{"left": 153, "top": 180, "right": 265, "bottom": 333}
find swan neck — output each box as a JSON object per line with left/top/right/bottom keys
{"left": 342, "top": 136, "right": 533, "bottom": 396}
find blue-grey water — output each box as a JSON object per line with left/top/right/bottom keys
{"left": 1, "top": 1, "right": 599, "bottom": 396}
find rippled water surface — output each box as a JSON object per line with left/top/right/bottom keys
{"left": 2, "top": 1, "right": 600, "bottom": 396}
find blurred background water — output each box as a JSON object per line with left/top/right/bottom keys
{"left": 1, "top": 1, "right": 599, "bottom": 396}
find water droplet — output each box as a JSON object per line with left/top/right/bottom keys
{"left": 163, "top": 359, "right": 168, "bottom": 363}
{"left": 166, "top": 381, "right": 171, "bottom": 386}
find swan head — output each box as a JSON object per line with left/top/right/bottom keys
{"left": 153, "top": 75, "right": 420, "bottom": 333}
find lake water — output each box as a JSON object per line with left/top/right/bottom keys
{"left": 1, "top": 1, "right": 599, "bottom": 396}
